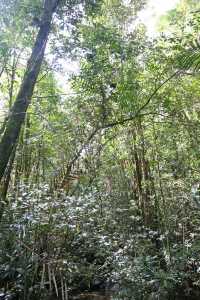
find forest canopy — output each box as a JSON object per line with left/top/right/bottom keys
{"left": 1, "top": 0, "right": 200, "bottom": 299}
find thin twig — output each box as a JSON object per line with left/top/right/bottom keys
{"left": 102, "top": 70, "right": 181, "bottom": 129}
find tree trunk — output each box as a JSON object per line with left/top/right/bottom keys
{"left": 0, "top": 0, "right": 59, "bottom": 183}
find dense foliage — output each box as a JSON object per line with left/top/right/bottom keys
{"left": 1, "top": 0, "right": 200, "bottom": 299}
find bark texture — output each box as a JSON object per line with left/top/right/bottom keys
{"left": 0, "top": 0, "right": 59, "bottom": 182}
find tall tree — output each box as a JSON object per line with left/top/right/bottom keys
{"left": 0, "top": 0, "right": 59, "bottom": 185}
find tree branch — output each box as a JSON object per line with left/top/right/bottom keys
{"left": 102, "top": 70, "right": 181, "bottom": 129}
